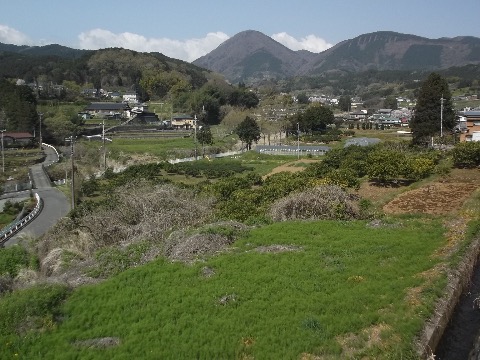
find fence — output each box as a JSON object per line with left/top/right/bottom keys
{"left": 2, "top": 182, "right": 32, "bottom": 193}
{"left": 0, "top": 193, "right": 43, "bottom": 247}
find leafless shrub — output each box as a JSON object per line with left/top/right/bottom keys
{"left": 164, "top": 221, "right": 248, "bottom": 262}
{"left": 12, "top": 269, "right": 40, "bottom": 290}
{"left": 269, "top": 185, "right": 362, "bottom": 221}
{"left": 36, "top": 181, "right": 215, "bottom": 278}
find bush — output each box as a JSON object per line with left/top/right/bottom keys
{"left": 0, "top": 284, "right": 69, "bottom": 335}
{"left": 451, "top": 142, "right": 480, "bottom": 168}
{"left": 269, "top": 185, "right": 362, "bottom": 221}
{"left": 404, "top": 156, "right": 436, "bottom": 181}
{"left": 0, "top": 246, "right": 29, "bottom": 277}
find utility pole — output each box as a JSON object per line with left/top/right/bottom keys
{"left": 66, "top": 136, "right": 76, "bottom": 210}
{"left": 102, "top": 119, "right": 107, "bottom": 171}
{"left": 440, "top": 95, "right": 444, "bottom": 138}
{"left": 297, "top": 122, "right": 300, "bottom": 160}
{"left": 0, "top": 129, "right": 5, "bottom": 173}
{"left": 38, "top": 113, "right": 43, "bottom": 150}
{"left": 194, "top": 114, "right": 198, "bottom": 160}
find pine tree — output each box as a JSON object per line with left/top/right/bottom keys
{"left": 410, "top": 73, "right": 455, "bottom": 145}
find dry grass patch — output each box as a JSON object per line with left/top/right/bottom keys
{"left": 336, "top": 323, "right": 399, "bottom": 359}
{"left": 263, "top": 159, "right": 319, "bottom": 179}
{"left": 253, "top": 244, "right": 303, "bottom": 253}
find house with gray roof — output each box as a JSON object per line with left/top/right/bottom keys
{"left": 84, "top": 103, "right": 131, "bottom": 119}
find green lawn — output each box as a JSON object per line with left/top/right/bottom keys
{"left": 1, "top": 219, "right": 447, "bottom": 359}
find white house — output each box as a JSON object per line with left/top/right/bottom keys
{"left": 123, "top": 92, "right": 138, "bottom": 103}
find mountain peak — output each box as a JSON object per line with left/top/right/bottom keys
{"left": 193, "top": 30, "right": 480, "bottom": 83}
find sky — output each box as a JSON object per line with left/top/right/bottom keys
{"left": 1, "top": 0, "right": 479, "bottom": 62}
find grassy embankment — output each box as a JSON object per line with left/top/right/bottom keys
{"left": 1, "top": 218, "right": 452, "bottom": 359}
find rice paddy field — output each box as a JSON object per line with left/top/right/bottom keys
{"left": 1, "top": 219, "right": 451, "bottom": 359}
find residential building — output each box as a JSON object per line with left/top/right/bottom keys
{"left": 460, "top": 110, "right": 480, "bottom": 142}
{"left": 171, "top": 115, "right": 196, "bottom": 130}
{"left": 2, "top": 132, "right": 35, "bottom": 146}
{"left": 123, "top": 92, "right": 138, "bottom": 103}
{"left": 84, "top": 103, "right": 131, "bottom": 119}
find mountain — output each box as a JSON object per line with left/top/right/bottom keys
{"left": 193, "top": 30, "right": 315, "bottom": 83}
{"left": 193, "top": 30, "right": 480, "bottom": 83}
{"left": 0, "top": 43, "right": 87, "bottom": 58}
{"left": 0, "top": 44, "right": 210, "bottom": 95}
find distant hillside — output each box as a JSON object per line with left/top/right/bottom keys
{"left": 193, "top": 30, "right": 315, "bottom": 84}
{"left": 193, "top": 30, "right": 480, "bottom": 83}
{"left": 0, "top": 44, "right": 210, "bottom": 99}
{"left": 0, "top": 43, "right": 87, "bottom": 58}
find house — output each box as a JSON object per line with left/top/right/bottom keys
{"left": 377, "top": 109, "right": 392, "bottom": 115}
{"left": 108, "top": 91, "right": 121, "bottom": 100}
{"left": 2, "top": 132, "right": 35, "bottom": 146}
{"left": 84, "top": 103, "right": 131, "bottom": 119}
{"left": 130, "top": 112, "right": 160, "bottom": 124}
{"left": 346, "top": 110, "right": 367, "bottom": 121}
{"left": 122, "top": 92, "right": 138, "bottom": 103}
{"left": 460, "top": 110, "right": 480, "bottom": 142}
{"left": 171, "top": 115, "right": 196, "bottom": 130}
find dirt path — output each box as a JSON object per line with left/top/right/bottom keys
{"left": 263, "top": 159, "right": 319, "bottom": 179}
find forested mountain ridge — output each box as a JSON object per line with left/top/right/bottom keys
{"left": 0, "top": 43, "right": 87, "bottom": 58}
{"left": 193, "top": 30, "right": 480, "bottom": 83}
{"left": 1, "top": 29, "right": 480, "bottom": 93}
{"left": 0, "top": 45, "right": 211, "bottom": 99}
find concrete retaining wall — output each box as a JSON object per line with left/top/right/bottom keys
{"left": 416, "top": 236, "right": 480, "bottom": 358}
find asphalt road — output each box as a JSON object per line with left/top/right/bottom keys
{"left": 3, "top": 146, "right": 70, "bottom": 246}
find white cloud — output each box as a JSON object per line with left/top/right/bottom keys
{"left": 78, "top": 29, "right": 229, "bottom": 62}
{"left": 271, "top": 32, "right": 333, "bottom": 53}
{"left": 0, "top": 24, "right": 32, "bottom": 45}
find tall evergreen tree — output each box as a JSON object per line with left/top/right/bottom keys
{"left": 235, "top": 116, "right": 260, "bottom": 150}
{"left": 197, "top": 125, "right": 213, "bottom": 157}
{"left": 0, "top": 80, "right": 38, "bottom": 132}
{"left": 410, "top": 73, "right": 455, "bottom": 145}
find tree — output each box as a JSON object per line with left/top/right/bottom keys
{"left": 383, "top": 95, "right": 398, "bottom": 110}
{"left": 197, "top": 125, "right": 214, "bottom": 157}
{"left": 235, "top": 116, "right": 261, "bottom": 150}
{"left": 0, "top": 80, "right": 38, "bottom": 132}
{"left": 338, "top": 96, "right": 351, "bottom": 112}
{"left": 294, "top": 104, "right": 334, "bottom": 134}
{"left": 410, "top": 73, "right": 455, "bottom": 145}
{"left": 366, "top": 148, "right": 405, "bottom": 184}
{"left": 296, "top": 92, "right": 310, "bottom": 104}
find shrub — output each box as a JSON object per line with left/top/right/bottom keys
{"left": 269, "top": 185, "right": 362, "bottom": 221}
{"left": 0, "top": 284, "right": 69, "bottom": 335}
{"left": 451, "top": 142, "right": 480, "bottom": 168}
{"left": 404, "top": 156, "right": 436, "bottom": 181}
{"left": 0, "top": 245, "right": 30, "bottom": 277}
{"left": 321, "top": 168, "right": 360, "bottom": 189}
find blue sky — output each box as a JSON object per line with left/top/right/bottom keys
{"left": 1, "top": 0, "right": 479, "bottom": 62}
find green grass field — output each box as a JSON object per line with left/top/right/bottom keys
{"left": 1, "top": 219, "right": 448, "bottom": 359}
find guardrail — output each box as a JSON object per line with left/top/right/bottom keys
{"left": 167, "top": 150, "right": 244, "bottom": 164}
{"left": 0, "top": 193, "right": 43, "bottom": 247}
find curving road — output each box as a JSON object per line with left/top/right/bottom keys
{"left": 2, "top": 146, "right": 70, "bottom": 246}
